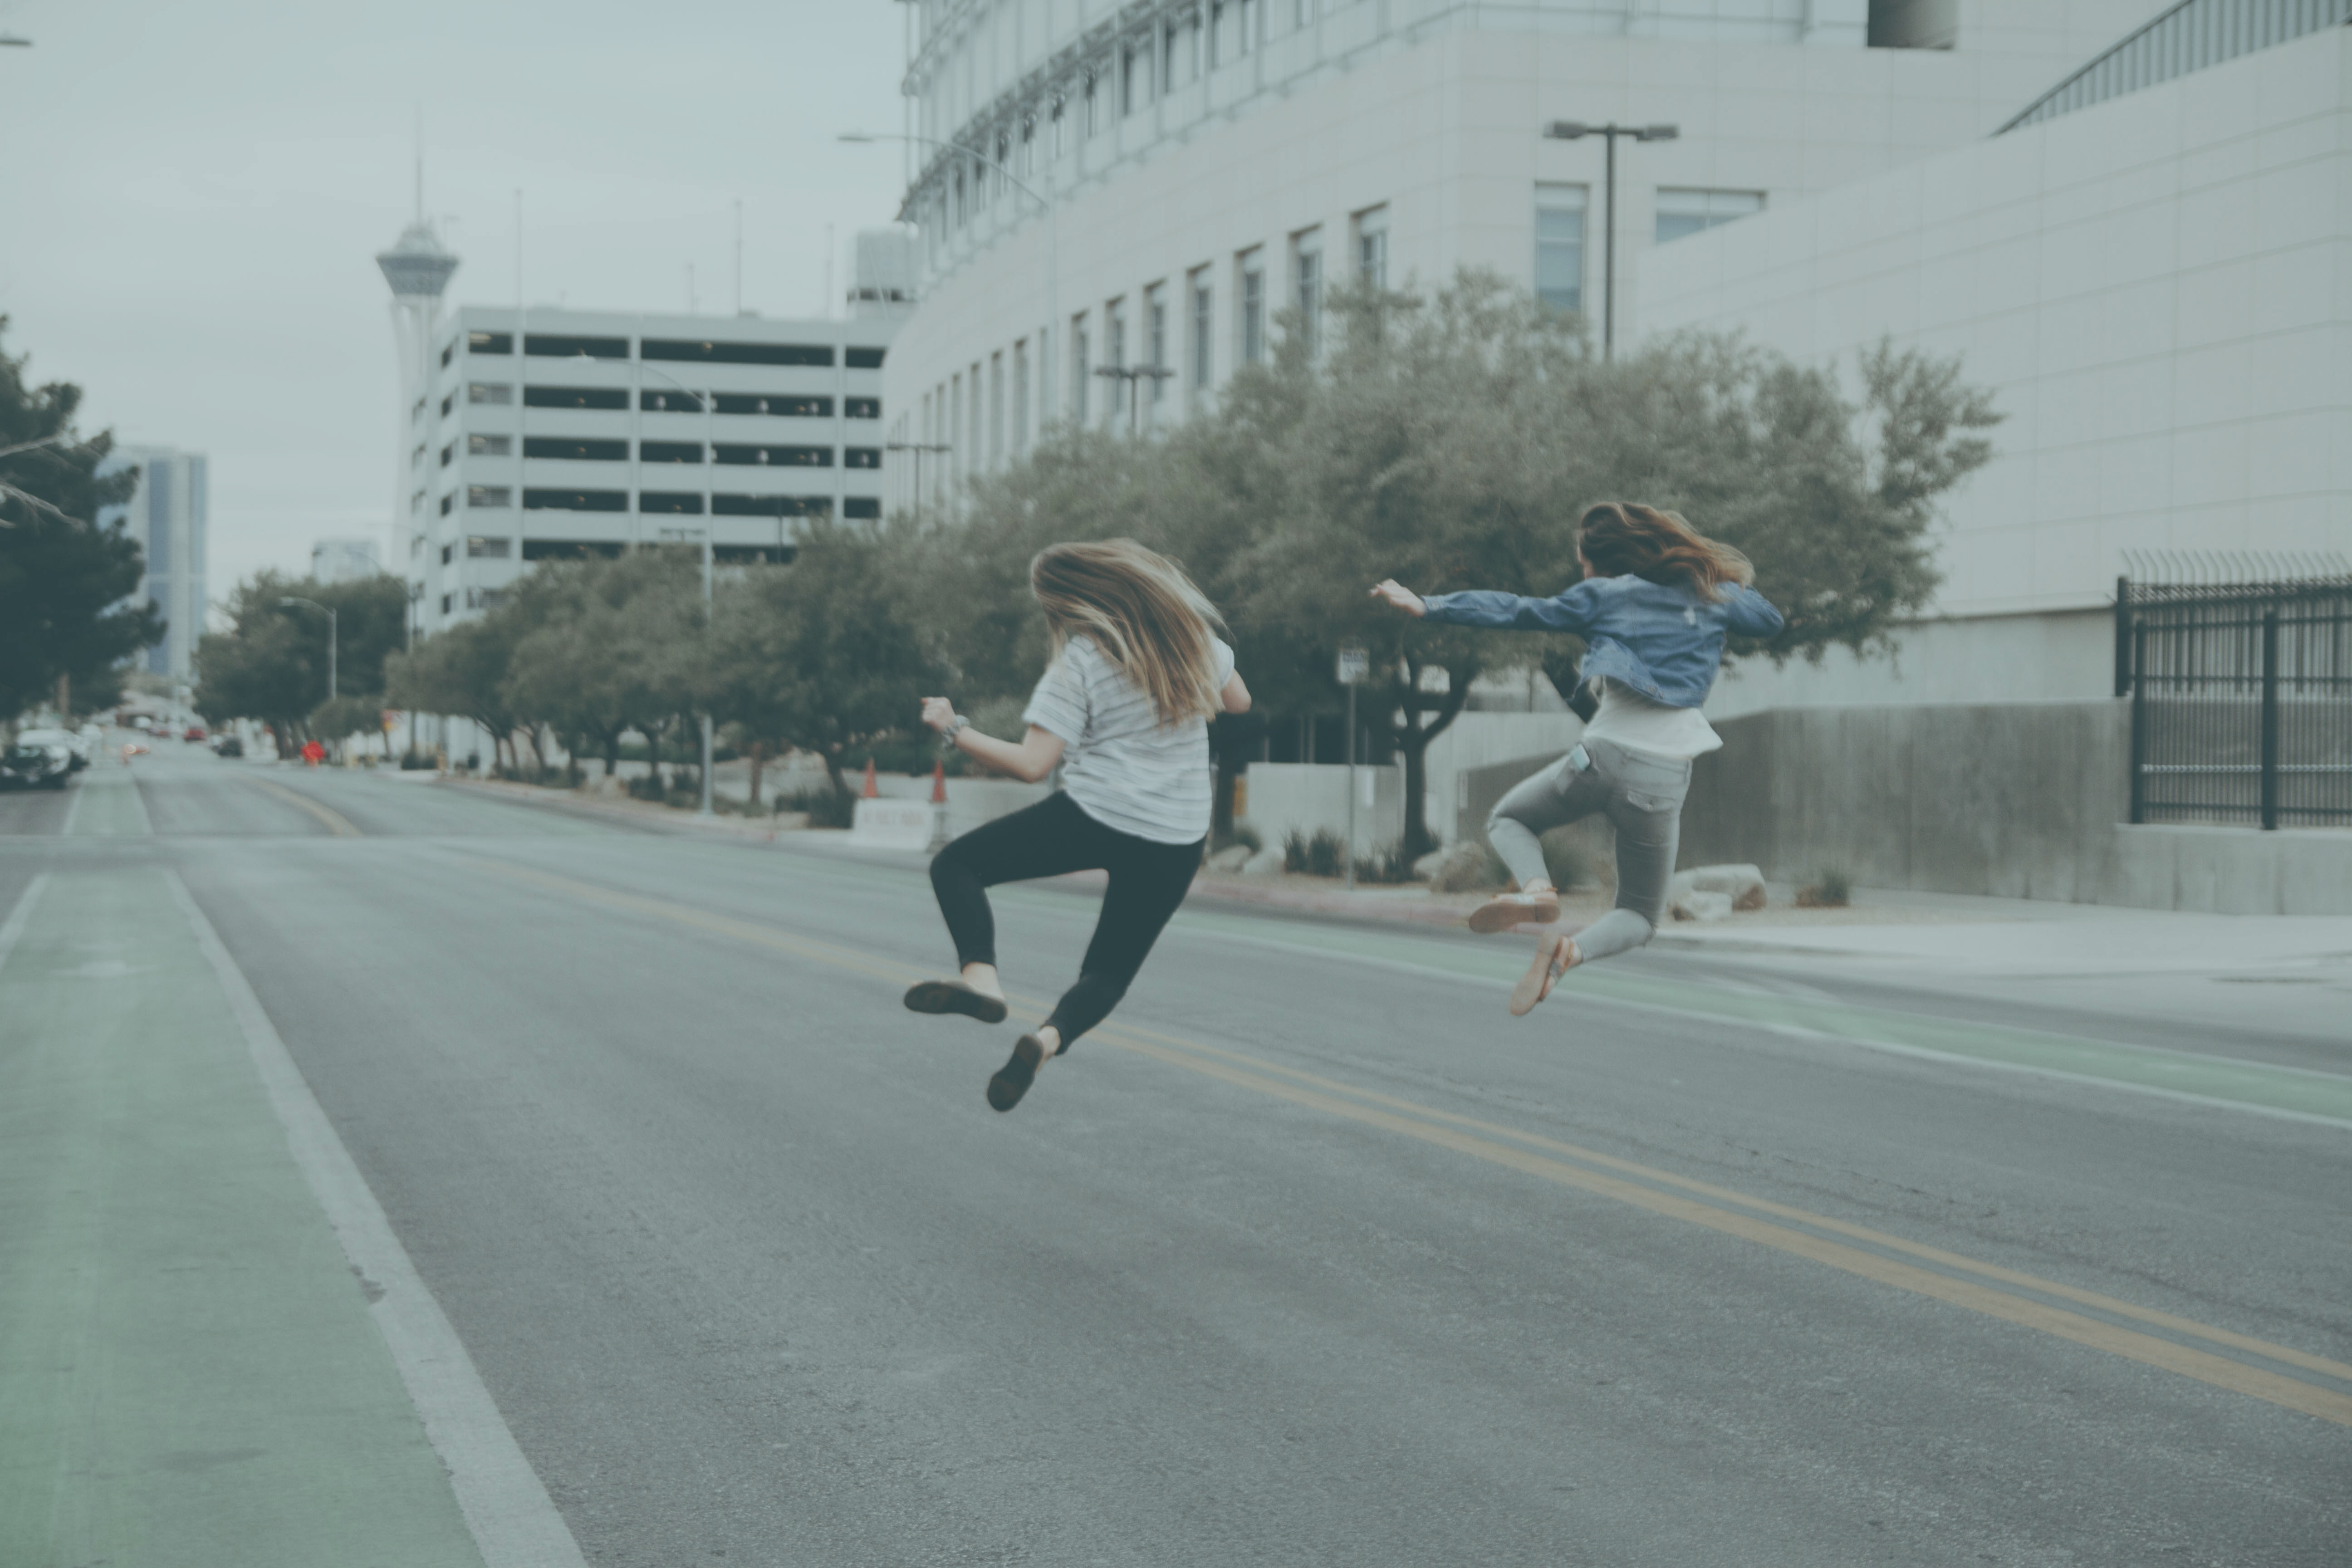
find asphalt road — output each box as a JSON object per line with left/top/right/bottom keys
{"left": 6, "top": 745, "right": 2347, "bottom": 1566}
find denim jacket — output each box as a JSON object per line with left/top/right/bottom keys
{"left": 1419, "top": 575, "right": 1785, "bottom": 710}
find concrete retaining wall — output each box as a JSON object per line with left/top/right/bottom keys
{"left": 1240, "top": 763, "right": 1404, "bottom": 855}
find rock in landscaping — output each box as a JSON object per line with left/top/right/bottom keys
{"left": 1206, "top": 843, "right": 1254, "bottom": 872}
{"left": 1668, "top": 863, "right": 1767, "bottom": 914}
{"left": 1241, "top": 845, "right": 1286, "bottom": 878}
{"left": 1670, "top": 889, "right": 1734, "bottom": 923}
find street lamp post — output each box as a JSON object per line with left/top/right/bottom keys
{"left": 840, "top": 129, "right": 1059, "bottom": 426}
{"left": 1093, "top": 364, "right": 1177, "bottom": 438}
{"left": 279, "top": 597, "right": 338, "bottom": 707}
{"left": 885, "top": 440, "right": 951, "bottom": 523}
{"left": 1541, "top": 120, "right": 1679, "bottom": 361}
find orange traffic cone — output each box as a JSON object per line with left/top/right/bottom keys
{"left": 930, "top": 759, "right": 947, "bottom": 805}
{"left": 860, "top": 757, "right": 879, "bottom": 798}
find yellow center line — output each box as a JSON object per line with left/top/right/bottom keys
{"left": 248, "top": 776, "right": 363, "bottom": 838}
{"left": 480, "top": 859, "right": 2352, "bottom": 1427}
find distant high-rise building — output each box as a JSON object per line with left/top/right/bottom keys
{"left": 312, "top": 537, "right": 382, "bottom": 584}
{"left": 95, "top": 446, "right": 207, "bottom": 681}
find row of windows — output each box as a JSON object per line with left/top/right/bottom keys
{"left": 450, "top": 384, "right": 881, "bottom": 417}
{"left": 1532, "top": 186, "right": 1764, "bottom": 313}
{"left": 455, "top": 437, "right": 881, "bottom": 468}
{"left": 442, "top": 331, "right": 887, "bottom": 369}
{"left": 449, "top": 486, "right": 880, "bottom": 519}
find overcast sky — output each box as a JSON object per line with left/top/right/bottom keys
{"left": 0, "top": 0, "right": 912, "bottom": 615}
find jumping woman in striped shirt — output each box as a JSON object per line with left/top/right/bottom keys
{"left": 906, "top": 539, "right": 1251, "bottom": 1112}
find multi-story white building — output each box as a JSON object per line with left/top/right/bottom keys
{"left": 396, "top": 306, "right": 900, "bottom": 636}
{"left": 880, "top": 0, "right": 2174, "bottom": 514}
{"left": 95, "top": 444, "right": 208, "bottom": 681}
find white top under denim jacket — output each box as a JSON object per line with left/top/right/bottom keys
{"left": 1419, "top": 575, "right": 1784, "bottom": 709}
{"left": 1023, "top": 632, "right": 1236, "bottom": 845}
{"left": 1580, "top": 678, "right": 1723, "bottom": 760}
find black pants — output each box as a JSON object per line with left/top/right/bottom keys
{"left": 928, "top": 792, "right": 1202, "bottom": 1050}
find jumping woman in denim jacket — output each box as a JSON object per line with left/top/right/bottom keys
{"left": 1371, "top": 502, "right": 1784, "bottom": 1015}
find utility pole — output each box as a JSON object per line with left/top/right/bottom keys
{"left": 1337, "top": 644, "right": 1368, "bottom": 890}
{"left": 1541, "top": 121, "right": 1678, "bottom": 360}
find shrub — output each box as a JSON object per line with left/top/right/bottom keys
{"left": 626, "top": 773, "right": 666, "bottom": 803}
{"left": 1214, "top": 822, "right": 1264, "bottom": 855}
{"left": 399, "top": 750, "right": 433, "bottom": 771}
{"left": 786, "top": 785, "right": 857, "bottom": 829}
{"left": 1797, "top": 868, "right": 1852, "bottom": 908}
{"left": 1283, "top": 828, "right": 1348, "bottom": 878}
{"left": 1352, "top": 842, "right": 1418, "bottom": 885}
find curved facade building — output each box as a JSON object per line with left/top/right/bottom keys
{"left": 882, "top": 0, "right": 2171, "bottom": 512}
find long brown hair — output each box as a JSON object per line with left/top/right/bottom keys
{"left": 1030, "top": 539, "right": 1226, "bottom": 726}
{"left": 1577, "top": 502, "right": 1753, "bottom": 601}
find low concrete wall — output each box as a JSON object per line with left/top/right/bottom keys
{"left": 869, "top": 774, "right": 1054, "bottom": 841}
{"left": 1240, "top": 762, "right": 1404, "bottom": 855}
{"left": 1676, "top": 701, "right": 2352, "bottom": 915}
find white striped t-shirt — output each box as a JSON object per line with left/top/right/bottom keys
{"left": 1022, "top": 632, "right": 1235, "bottom": 844}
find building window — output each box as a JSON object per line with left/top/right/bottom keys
{"left": 467, "top": 434, "right": 512, "bottom": 457}
{"left": 1083, "top": 71, "right": 1099, "bottom": 137}
{"left": 1019, "top": 114, "right": 1035, "bottom": 178}
{"left": 441, "top": 393, "right": 455, "bottom": 418}
{"left": 989, "top": 353, "right": 1004, "bottom": 465}
{"left": 441, "top": 543, "right": 453, "bottom": 565}
{"left": 468, "top": 330, "right": 514, "bottom": 355}
{"left": 1121, "top": 43, "right": 1140, "bottom": 115}
{"left": 466, "top": 535, "right": 512, "bottom": 559}
{"left": 524, "top": 436, "right": 628, "bottom": 462}
{"left": 1654, "top": 188, "right": 1765, "bottom": 244}
{"left": 1146, "top": 284, "right": 1169, "bottom": 409}
{"left": 638, "top": 491, "right": 705, "bottom": 514}
{"left": 522, "top": 540, "right": 625, "bottom": 562}
{"left": 846, "top": 396, "right": 881, "bottom": 420}
{"left": 468, "top": 382, "right": 514, "bottom": 405}
{"left": 640, "top": 390, "right": 706, "bottom": 413}
{"left": 411, "top": 442, "right": 426, "bottom": 470}
{"left": 712, "top": 393, "right": 830, "bottom": 417}
{"left": 1051, "top": 96, "right": 1066, "bottom": 158}
{"left": 846, "top": 447, "right": 882, "bottom": 470}
{"left": 1189, "top": 270, "right": 1213, "bottom": 402}
{"left": 1354, "top": 205, "right": 1389, "bottom": 288}
{"left": 1013, "top": 342, "right": 1030, "bottom": 454}
{"left": 1292, "top": 228, "right": 1323, "bottom": 354}
{"left": 440, "top": 340, "right": 455, "bottom": 368}
{"left": 639, "top": 441, "right": 704, "bottom": 464}
{"left": 846, "top": 347, "right": 886, "bottom": 369}
{"left": 524, "top": 333, "right": 628, "bottom": 359}
{"left": 1071, "top": 315, "right": 1091, "bottom": 421}
{"left": 1534, "top": 183, "right": 1588, "bottom": 314}
{"left": 466, "top": 485, "right": 513, "bottom": 508}
{"left": 441, "top": 593, "right": 451, "bottom": 614}
{"left": 523, "top": 488, "right": 628, "bottom": 512}
{"left": 643, "top": 338, "right": 834, "bottom": 366}
{"left": 843, "top": 496, "right": 881, "bottom": 520}
{"left": 439, "top": 494, "right": 453, "bottom": 516}
{"left": 465, "top": 588, "right": 510, "bottom": 610}
{"left": 714, "top": 444, "right": 832, "bottom": 467}
{"left": 524, "top": 386, "right": 630, "bottom": 412}
{"left": 1238, "top": 250, "right": 1265, "bottom": 366}
{"left": 713, "top": 494, "right": 833, "bottom": 517}
{"left": 439, "top": 442, "right": 455, "bottom": 468}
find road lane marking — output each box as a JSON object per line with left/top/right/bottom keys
{"left": 0, "top": 872, "right": 49, "bottom": 972}
{"left": 477, "top": 859, "right": 2352, "bottom": 1427}
{"left": 168, "top": 871, "right": 587, "bottom": 1567}
{"left": 249, "top": 775, "right": 364, "bottom": 837}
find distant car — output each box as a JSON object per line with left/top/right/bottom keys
{"left": 0, "top": 741, "right": 72, "bottom": 790}
{"left": 211, "top": 735, "right": 244, "bottom": 758}
{"left": 15, "top": 727, "right": 90, "bottom": 771}
{"left": 183, "top": 724, "right": 207, "bottom": 743}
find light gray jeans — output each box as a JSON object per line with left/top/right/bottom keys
{"left": 1485, "top": 737, "right": 1691, "bottom": 964}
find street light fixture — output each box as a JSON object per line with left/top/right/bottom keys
{"left": 1541, "top": 120, "right": 1679, "bottom": 360}
{"left": 279, "top": 597, "right": 338, "bottom": 707}
{"left": 1093, "top": 364, "right": 1177, "bottom": 439}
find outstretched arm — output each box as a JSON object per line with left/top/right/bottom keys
{"left": 921, "top": 696, "right": 1065, "bottom": 784}
{"left": 1372, "top": 578, "right": 1599, "bottom": 634}
{"left": 1220, "top": 670, "right": 1252, "bottom": 714}
{"left": 1721, "top": 584, "right": 1786, "bottom": 639}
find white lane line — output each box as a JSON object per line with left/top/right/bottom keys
{"left": 0, "top": 872, "right": 51, "bottom": 974}
{"left": 166, "top": 870, "right": 588, "bottom": 1568}
{"left": 59, "top": 777, "right": 86, "bottom": 836}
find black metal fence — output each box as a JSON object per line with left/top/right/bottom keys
{"left": 2114, "top": 573, "right": 2352, "bottom": 828}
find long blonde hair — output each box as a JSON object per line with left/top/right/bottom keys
{"left": 1030, "top": 539, "right": 1226, "bottom": 726}
{"left": 1577, "top": 502, "right": 1754, "bottom": 601}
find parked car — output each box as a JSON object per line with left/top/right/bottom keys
{"left": 183, "top": 724, "right": 207, "bottom": 743}
{"left": 15, "top": 726, "right": 90, "bottom": 771}
{"left": 211, "top": 735, "right": 245, "bottom": 758}
{"left": 0, "top": 741, "right": 72, "bottom": 790}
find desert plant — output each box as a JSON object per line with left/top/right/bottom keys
{"left": 1796, "top": 868, "right": 1852, "bottom": 908}
{"left": 1352, "top": 841, "right": 1419, "bottom": 885}
{"left": 1283, "top": 827, "right": 1348, "bottom": 878}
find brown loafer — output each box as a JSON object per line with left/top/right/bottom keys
{"left": 1469, "top": 892, "right": 1562, "bottom": 934}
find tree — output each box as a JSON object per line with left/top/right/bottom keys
{"left": 193, "top": 573, "right": 408, "bottom": 755}
{"left": 503, "top": 550, "right": 702, "bottom": 779}
{"left": 715, "top": 519, "right": 935, "bottom": 794}
{"left": 0, "top": 318, "right": 163, "bottom": 722}
{"left": 384, "top": 615, "right": 524, "bottom": 769}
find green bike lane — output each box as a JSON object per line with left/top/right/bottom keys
{"left": 0, "top": 862, "right": 488, "bottom": 1568}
